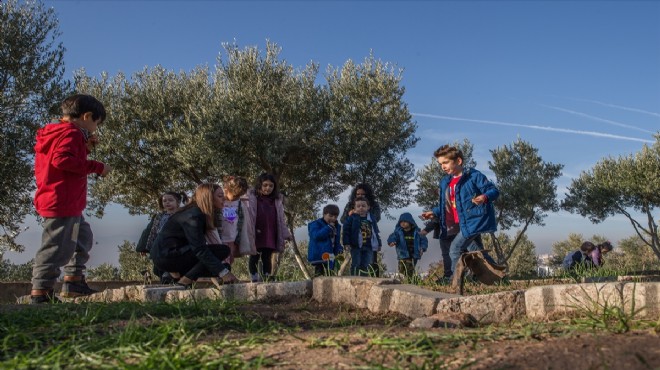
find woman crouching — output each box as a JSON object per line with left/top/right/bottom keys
{"left": 151, "top": 183, "right": 238, "bottom": 288}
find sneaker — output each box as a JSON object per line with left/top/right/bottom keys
{"left": 61, "top": 278, "right": 98, "bottom": 298}
{"left": 30, "top": 290, "right": 61, "bottom": 304}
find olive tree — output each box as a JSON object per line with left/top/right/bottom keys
{"left": 75, "top": 42, "right": 418, "bottom": 279}
{"left": 0, "top": 0, "right": 69, "bottom": 251}
{"left": 562, "top": 134, "right": 660, "bottom": 261}
{"left": 489, "top": 138, "right": 563, "bottom": 264}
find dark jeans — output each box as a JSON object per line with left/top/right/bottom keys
{"left": 398, "top": 258, "right": 418, "bottom": 278}
{"left": 154, "top": 244, "right": 230, "bottom": 281}
{"left": 439, "top": 235, "right": 456, "bottom": 278}
{"left": 313, "top": 262, "right": 333, "bottom": 277}
{"left": 248, "top": 248, "right": 274, "bottom": 276}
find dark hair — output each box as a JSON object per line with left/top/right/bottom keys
{"left": 61, "top": 94, "right": 106, "bottom": 123}
{"left": 580, "top": 241, "right": 595, "bottom": 252}
{"left": 348, "top": 183, "right": 375, "bottom": 207}
{"left": 323, "top": 204, "right": 340, "bottom": 216}
{"left": 159, "top": 191, "right": 188, "bottom": 210}
{"left": 254, "top": 173, "right": 280, "bottom": 199}
{"left": 598, "top": 241, "right": 613, "bottom": 252}
{"left": 433, "top": 145, "right": 463, "bottom": 162}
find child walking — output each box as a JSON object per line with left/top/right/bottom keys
{"left": 308, "top": 204, "right": 343, "bottom": 277}
{"left": 342, "top": 196, "right": 381, "bottom": 276}
{"left": 247, "top": 173, "right": 291, "bottom": 282}
{"left": 136, "top": 191, "right": 188, "bottom": 283}
{"left": 388, "top": 212, "right": 428, "bottom": 280}
{"left": 421, "top": 145, "right": 499, "bottom": 281}
{"left": 31, "top": 94, "right": 112, "bottom": 303}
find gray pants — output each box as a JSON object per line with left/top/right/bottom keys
{"left": 31, "top": 216, "right": 93, "bottom": 290}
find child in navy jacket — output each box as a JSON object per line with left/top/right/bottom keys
{"left": 308, "top": 205, "right": 343, "bottom": 276}
{"left": 388, "top": 212, "right": 428, "bottom": 280}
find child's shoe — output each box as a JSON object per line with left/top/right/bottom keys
{"left": 30, "top": 289, "right": 61, "bottom": 304}
{"left": 60, "top": 276, "right": 98, "bottom": 298}
{"left": 250, "top": 273, "right": 262, "bottom": 283}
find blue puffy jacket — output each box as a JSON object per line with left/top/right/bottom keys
{"left": 387, "top": 212, "right": 428, "bottom": 260}
{"left": 307, "top": 218, "right": 342, "bottom": 264}
{"left": 432, "top": 167, "right": 499, "bottom": 239}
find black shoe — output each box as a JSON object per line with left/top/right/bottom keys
{"left": 30, "top": 291, "right": 61, "bottom": 304}
{"left": 61, "top": 278, "right": 98, "bottom": 298}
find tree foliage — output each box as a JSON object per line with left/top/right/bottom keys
{"left": 562, "top": 134, "right": 660, "bottom": 261}
{"left": 489, "top": 138, "right": 563, "bottom": 263}
{"left": 483, "top": 232, "right": 537, "bottom": 277}
{"left": 117, "top": 240, "right": 152, "bottom": 281}
{"left": 0, "top": 0, "right": 69, "bottom": 251}
{"left": 87, "top": 263, "right": 121, "bottom": 281}
{"left": 605, "top": 235, "right": 660, "bottom": 273}
{"left": 74, "top": 42, "right": 418, "bottom": 276}
{"left": 0, "top": 256, "right": 33, "bottom": 281}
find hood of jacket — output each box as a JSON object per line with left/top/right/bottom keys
{"left": 396, "top": 212, "right": 419, "bottom": 230}
{"left": 35, "top": 121, "right": 82, "bottom": 155}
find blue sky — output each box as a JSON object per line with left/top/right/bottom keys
{"left": 9, "top": 1, "right": 660, "bottom": 272}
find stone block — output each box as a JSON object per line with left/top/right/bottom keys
{"left": 436, "top": 290, "right": 526, "bottom": 324}
{"left": 256, "top": 280, "right": 312, "bottom": 301}
{"left": 165, "top": 283, "right": 257, "bottom": 303}
{"left": 312, "top": 277, "right": 397, "bottom": 308}
{"left": 370, "top": 284, "right": 458, "bottom": 318}
{"left": 525, "top": 283, "right": 634, "bottom": 319}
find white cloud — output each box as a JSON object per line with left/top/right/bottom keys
{"left": 412, "top": 113, "right": 655, "bottom": 144}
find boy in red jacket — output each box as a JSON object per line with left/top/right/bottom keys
{"left": 31, "top": 94, "right": 112, "bottom": 304}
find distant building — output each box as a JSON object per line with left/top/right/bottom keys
{"left": 536, "top": 253, "right": 558, "bottom": 277}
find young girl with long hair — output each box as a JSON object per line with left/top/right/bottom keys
{"left": 247, "top": 173, "right": 291, "bottom": 282}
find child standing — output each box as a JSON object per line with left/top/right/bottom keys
{"left": 31, "top": 94, "right": 112, "bottom": 303}
{"left": 341, "top": 183, "right": 382, "bottom": 276}
{"left": 308, "top": 204, "right": 343, "bottom": 277}
{"left": 388, "top": 212, "right": 428, "bottom": 280}
{"left": 342, "top": 196, "right": 381, "bottom": 276}
{"left": 247, "top": 173, "right": 291, "bottom": 282}
{"left": 421, "top": 145, "right": 499, "bottom": 280}
{"left": 220, "top": 176, "right": 255, "bottom": 268}
{"left": 136, "top": 191, "right": 188, "bottom": 283}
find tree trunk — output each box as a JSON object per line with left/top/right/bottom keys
{"left": 283, "top": 224, "right": 311, "bottom": 280}
{"left": 338, "top": 248, "right": 352, "bottom": 276}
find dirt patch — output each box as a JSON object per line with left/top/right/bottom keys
{"left": 226, "top": 299, "right": 660, "bottom": 369}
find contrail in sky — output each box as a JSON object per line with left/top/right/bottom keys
{"left": 539, "top": 104, "right": 654, "bottom": 134}
{"left": 566, "top": 98, "right": 660, "bottom": 118}
{"left": 413, "top": 113, "right": 654, "bottom": 143}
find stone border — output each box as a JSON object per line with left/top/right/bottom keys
{"left": 14, "top": 278, "right": 660, "bottom": 324}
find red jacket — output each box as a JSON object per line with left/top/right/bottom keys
{"left": 34, "top": 121, "right": 105, "bottom": 217}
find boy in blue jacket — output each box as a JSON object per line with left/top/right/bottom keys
{"left": 308, "top": 204, "right": 342, "bottom": 276}
{"left": 421, "top": 145, "right": 499, "bottom": 280}
{"left": 342, "top": 196, "right": 381, "bottom": 276}
{"left": 388, "top": 212, "right": 428, "bottom": 280}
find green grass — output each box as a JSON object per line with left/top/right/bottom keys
{"left": 1, "top": 296, "right": 659, "bottom": 369}
{"left": 0, "top": 300, "right": 282, "bottom": 369}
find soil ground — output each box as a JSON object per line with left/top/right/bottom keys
{"left": 229, "top": 298, "right": 660, "bottom": 370}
